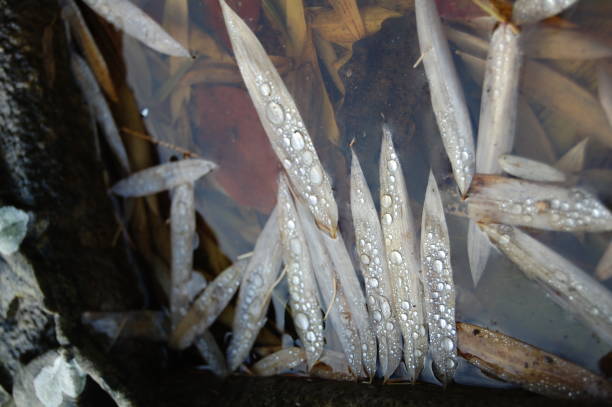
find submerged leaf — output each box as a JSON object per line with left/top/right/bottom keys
{"left": 457, "top": 322, "right": 612, "bottom": 400}
{"left": 555, "top": 138, "right": 589, "bottom": 174}
{"left": 82, "top": 0, "right": 190, "bottom": 57}
{"left": 481, "top": 224, "right": 612, "bottom": 345}
{"left": 525, "top": 27, "right": 612, "bottom": 60}
{"left": 595, "top": 242, "right": 612, "bottom": 281}
{"left": 421, "top": 172, "right": 457, "bottom": 386}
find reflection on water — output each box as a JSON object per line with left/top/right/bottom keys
{"left": 121, "top": 0, "right": 612, "bottom": 386}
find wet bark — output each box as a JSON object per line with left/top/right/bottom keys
{"left": 0, "top": 0, "right": 607, "bottom": 406}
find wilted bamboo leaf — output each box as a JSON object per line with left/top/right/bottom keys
{"left": 297, "top": 201, "right": 363, "bottom": 377}
{"left": 468, "top": 174, "right": 612, "bottom": 232}
{"left": 499, "top": 155, "right": 566, "bottom": 182}
{"left": 469, "top": 23, "right": 522, "bottom": 286}
{"left": 311, "top": 350, "right": 355, "bottom": 381}
{"left": 421, "top": 172, "right": 457, "bottom": 386}
{"left": 227, "top": 208, "right": 283, "bottom": 371}
{"left": 220, "top": 0, "right": 339, "bottom": 237}
{"left": 595, "top": 242, "right": 612, "bottom": 281}
{"left": 195, "top": 331, "right": 230, "bottom": 377}
{"left": 457, "top": 322, "right": 612, "bottom": 400}
{"left": 525, "top": 27, "right": 612, "bottom": 60}
{"left": 111, "top": 159, "right": 216, "bottom": 197}
{"left": 170, "top": 183, "right": 195, "bottom": 327}
{"left": 481, "top": 224, "right": 612, "bottom": 345}
{"left": 252, "top": 347, "right": 306, "bottom": 376}
{"left": 445, "top": 26, "right": 488, "bottom": 58}
{"left": 597, "top": 63, "right": 612, "bottom": 132}
{"left": 170, "top": 260, "right": 247, "bottom": 350}
{"left": 522, "top": 60, "right": 612, "bottom": 148}
{"left": 329, "top": 0, "right": 366, "bottom": 40}
{"left": 512, "top": 0, "right": 579, "bottom": 25}
{"left": 416, "top": 0, "right": 475, "bottom": 196}
{"left": 82, "top": 0, "right": 190, "bottom": 57}
{"left": 351, "top": 149, "right": 402, "bottom": 380}
{"left": 71, "top": 54, "right": 129, "bottom": 172}
{"left": 62, "top": 0, "right": 117, "bottom": 102}
{"left": 555, "top": 138, "right": 589, "bottom": 174}
{"left": 320, "top": 228, "right": 377, "bottom": 377}
{"left": 379, "top": 125, "right": 427, "bottom": 381}
{"left": 277, "top": 175, "right": 324, "bottom": 369}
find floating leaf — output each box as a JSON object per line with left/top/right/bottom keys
{"left": 111, "top": 159, "right": 216, "bottom": 197}
{"left": 379, "top": 125, "right": 427, "bottom": 381}
{"left": 351, "top": 149, "right": 402, "bottom": 380}
{"left": 481, "top": 224, "right": 612, "bottom": 345}
{"left": 467, "top": 174, "right": 612, "bottom": 232}
{"left": 513, "top": 0, "right": 579, "bottom": 25}
{"left": 421, "top": 172, "right": 457, "bottom": 386}
{"left": 416, "top": 0, "right": 475, "bottom": 196}
{"left": 457, "top": 322, "right": 612, "bottom": 400}
{"left": 220, "top": 0, "right": 339, "bottom": 236}
{"left": 82, "top": 0, "right": 190, "bottom": 57}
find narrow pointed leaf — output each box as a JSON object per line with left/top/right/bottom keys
{"left": 297, "top": 201, "right": 363, "bottom": 377}
{"left": 513, "top": 0, "right": 578, "bottom": 25}
{"left": 82, "top": 0, "right": 190, "bottom": 57}
{"left": 555, "top": 138, "right": 589, "bottom": 174}
{"left": 499, "top": 154, "right": 567, "bottom": 183}
{"left": 219, "top": 0, "right": 338, "bottom": 237}
{"left": 277, "top": 175, "right": 324, "bottom": 370}
{"left": 111, "top": 159, "right": 217, "bottom": 197}
{"left": 481, "top": 224, "right": 612, "bottom": 345}
{"left": 171, "top": 260, "right": 247, "bottom": 350}
{"left": 70, "top": 53, "right": 129, "bottom": 172}
{"left": 525, "top": 27, "right": 612, "bottom": 60}
{"left": 467, "top": 174, "right": 612, "bottom": 232}
{"left": 457, "top": 322, "right": 612, "bottom": 400}
{"left": 415, "top": 0, "right": 475, "bottom": 196}
{"left": 421, "top": 171, "right": 457, "bottom": 385}
{"left": 252, "top": 347, "right": 306, "bottom": 376}
{"left": 351, "top": 149, "right": 402, "bottom": 379}
{"left": 379, "top": 125, "right": 427, "bottom": 381}
{"left": 595, "top": 242, "right": 612, "bottom": 281}
{"left": 195, "top": 331, "right": 230, "bottom": 377}
{"left": 227, "top": 208, "right": 283, "bottom": 371}
{"left": 597, "top": 63, "right": 612, "bottom": 132}
{"left": 170, "top": 183, "right": 195, "bottom": 326}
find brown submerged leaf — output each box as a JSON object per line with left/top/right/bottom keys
{"left": 457, "top": 322, "right": 612, "bottom": 401}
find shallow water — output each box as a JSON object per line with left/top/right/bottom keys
{"left": 120, "top": 0, "right": 612, "bottom": 386}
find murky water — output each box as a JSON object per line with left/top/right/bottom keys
{"left": 120, "top": 0, "right": 611, "bottom": 387}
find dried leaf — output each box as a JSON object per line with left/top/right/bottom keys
{"left": 416, "top": 0, "right": 475, "bottom": 196}
{"left": 525, "top": 27, "right": 612, "bottom": 60}
{"left": 170, "top": 260, "right": 247, "bottom": 350}
{"left": 555, "top": 138, "right": 589, "bottom": 173}
{"left": 457, "top": 322, "right": 612, "bottom": 400}
{"left": 220, "top": 0, "right": 339, "bottom": 236}
{"left": 499, "top": 154, "right": 567, "bottom": 182}
{"left": 421, "top": 171, "right": 457, "bottom": 385}
{"left": 111, "top": 159, "right": 216, "bottom": 197}
{"left": 277, "top": 174, "right": 324, "bottom": 369}
{"left": 481, "top": 224, "right": 612, "bottom": 345}
{"left": 513, "top": 0, "right": 579, "bottom": 25}
{"left": 62, "top": 0, "right": 118, "bottom": 101}
{"left": 595, "top": 242, "right": 612, "bottom": 281}
{"left": 82, "top": 0, "right": 190, "bottom": 57}
{"left": 329, "top": 0, "right": 366, "bottom": 40}
{"left": 379, "top": 125, "right": 427, "bottom": 381}
{"left": 468, "top": 174, "right": 612, "bottom": 232}
{"left": 227, "top": 208, "right": 283, "bottom": 371}
{"left": 252, "top": 347, "right": 306, "bottom": 376}
{"left": 70, "top": 53, "right": 130, "bottom": 172}
{"left": 351, "top": 149, "right": 402, "bottom": 379}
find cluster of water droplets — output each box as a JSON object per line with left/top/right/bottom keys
{"left": 436, "top": 106, "right": 474, "bottom": 194}
{"left": 254, "top": 72, "right": 336, "bottom": 232}
{"left": 422, "top": 225, "right": 457, "bottom": 381}
{"left": 278, "top": 191, "right": 324, "bottom": 365}
{"left": 497, "top": 188, "right": 611, "bottom": 230}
